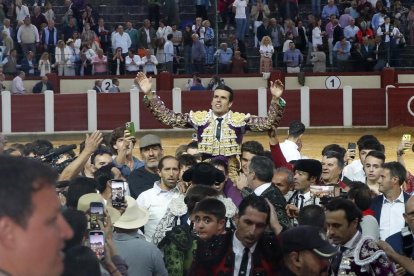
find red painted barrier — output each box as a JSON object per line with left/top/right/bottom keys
{"left": 275, "top": 90, "right": 301, "bottom": 127}
{"left": 139, "top": 90, "right": 173, "bottom": 129}
{"left": 388, "top": 88, "right": 414, "bottom": 127}
{"left": 182, "top": 90, "right": 214, "bottom": 113}
{"left": 309, "top": 89, "right": 343, "bottom": 126}
{"left": 352, "top": 89, "right": 386, "bottom": 126}
{"left": 54, "top": 94, "right": 88, "bottom": 131}
{"left": 97, "top": 93, "right": 131, "bottom": 130}
{"left": 11, "top": 94, "right": 45, "bottom": 132}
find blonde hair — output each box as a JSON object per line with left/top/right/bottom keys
{"left": 40, "top": 52, "right": 49, "bottom": 60}
{"left": 261, "top": 36, "right": 271, "bottom": 45}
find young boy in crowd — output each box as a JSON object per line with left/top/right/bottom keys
{"left": 193, "top": 198, "right": 226, "bottom": 240}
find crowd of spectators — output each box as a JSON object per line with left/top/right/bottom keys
{"left": 3, "top": 115, "right": 414, "bottom": 275}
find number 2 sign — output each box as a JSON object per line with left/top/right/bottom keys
{"left": 325, "top": 76, "right": 341, "bottom": 89}
{"left": 101, "top": 79, "right": 113, "bottom": 92}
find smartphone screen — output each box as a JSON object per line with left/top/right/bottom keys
{"left": 111, "top": 180, "right": 125, "bottom": 208}
{"left": 89, "top": 231, "right": 105, "bottom": 260}
{"left": 125, "top": 122, "right": 135, "bottom": 135}
{"left": 348, "top": 143, "right": 356, "bottom": 159}
{"left": 90, "top": 202, "right": 104, "bottom": 230}
{"left": 348, "top": 142, "right": 356, "bottom": 150}
{"left": 402, "top": 134, "right": 411, "bottom": 152}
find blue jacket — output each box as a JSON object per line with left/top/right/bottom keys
{"left": 370, "top": 192, "right": 411, "bottom": 224}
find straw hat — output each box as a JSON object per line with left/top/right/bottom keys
{"left": 113, "top": 196, "right": 149, "bottom": 229}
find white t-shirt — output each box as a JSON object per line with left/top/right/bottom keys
{"left": 342, "top": 159, "right": 366, "bottom": 182}
{"left": 279, "top": 140, "right": 301, "bottom": 162}
{"left": 233, "top": 0, "right": 248, "bottom": 19}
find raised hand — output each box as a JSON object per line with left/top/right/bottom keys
{"left": 270, "top": 79, "right": 284, "bottom": 99}
{"left": 135, "top": 72, "right": 153, "bottom": 97}
{"left": 84, "top": 130, "right": 103, "bottom": 155}
{"left": 268, "top": 125, "right": 279, "bottom": 145}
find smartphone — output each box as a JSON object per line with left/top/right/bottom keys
{"left": 111, "top": 180, "right": 125, "bottom": 208}
{"left": 89, "top": 230, "right": 105, "bottom": 260}
{"left": 89, "top": 202, "right": 104, "bottom": 230}
{"left": 348, "top": 142, "right": 356, "bottom": 159}
{"left": 125, "top": 122, "right": 135, "bottom": 135}
{"left": 402, "top": 134, "right": 411, "bottom": 152}
{"left": 348, "top": 142, "right": 356, "bottom": 150}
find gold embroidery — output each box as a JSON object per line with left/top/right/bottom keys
{"left": 198, "top": 116, "right": 241, "bottom": 156}
{"left": 190, "top": 110, "right": 211, "bottom": 126}
{"left": 228, "top": 111, "right": 247, "bottom": 127}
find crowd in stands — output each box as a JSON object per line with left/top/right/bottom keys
{"left": 0, "top": 0, "right": 412, "bottom": 91}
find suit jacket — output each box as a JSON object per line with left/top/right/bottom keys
{"left": 93, "top": 85, "right": 103, "bottom": 93}
{"left": 260, "top": 184, "right": 290, "bottom": 230}
{"left": 374, "top": 42, "right": 388, "bottom": 61}
{"left": 32, "top": 81, "right": 53, "bottom": 93}
{"left": 21, "top": 58, "right": 37, "bottom": 76}
{"left": 138, "top": 27, "right": 156, "bottom": 49}
{"left": 361, "top": 44, "right": 374, "bottom": 60}
{"left": 189, "top": 230, "right": 282, "bottom": 276}
{"left": 370, "top": 192, "right": 411, "bottom": 224}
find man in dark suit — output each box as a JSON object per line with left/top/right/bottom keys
{"left": 189, "top": 195, "right": 283, "bottom": 275}
{"left": 360, "top": 36, "right": 375, "bottom": 71}
{"left": 32, "top": 76, "right": 53, "bottom": 93}
{"left": 373, "top": 35, "right": 388, "bottom": 71}
{"left": 20, "top": 51, "right": 38, "bottom": 76}
{"left": 138, "top": 19, "right": 156, "bottom": 51}
{"left": 92, "top": 79, "right": 103, "bottom": 93}
{"left": 240, "top": 155, "right": 290, "bottom": 230}
{"left": 370, "top": 161, "right": 410, "bottom": 241}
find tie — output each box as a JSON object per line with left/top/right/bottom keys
{"left": 330, "top": 246, "right": 347, "bottom": 275}
{"left": 239, "top": 247, "right": 250, "bottom": 276}
{"left": 216, "top": 118, "right": 223, "bottom": 141}
{"left": 297, "top": 194, "right": 305, "bottom": 209}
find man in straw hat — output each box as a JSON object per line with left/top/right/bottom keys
{"left": 113, "top": 196, "right": 167, "bottom": 275}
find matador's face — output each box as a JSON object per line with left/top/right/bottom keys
{"left": 211, "top": 89, "right": 233, "bottom": 117}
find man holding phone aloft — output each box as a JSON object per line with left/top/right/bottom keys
{"left": 135, "top": 72, "right": 286, "bottom": 181}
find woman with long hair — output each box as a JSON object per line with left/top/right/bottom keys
{"left": 38, "top": 52, "right": 52, "bottom": 77}
{"left": 259, "top": 36, "right": 274, "bottom": 75}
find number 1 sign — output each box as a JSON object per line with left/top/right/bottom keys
{"left": 325, "top": 76, "right": 341, "bottom": 89}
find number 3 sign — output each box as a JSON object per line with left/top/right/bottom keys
{"left": 101, "top": 79, "right": 113, "bottom": 92}
{"left": 325, "top": 76, "right": 341, "bottom": 89}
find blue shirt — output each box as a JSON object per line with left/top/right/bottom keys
{"left": 333, "top": 41, "right": 351, "bottom": 61}
{"left": 283, "top": 49, "right": 303, "bottom": 67}
{"left": 164, "top": 40, "right": 174, "bottom": 62}
{"left": 215, "top": 48, "right": 233, "bottom": 64}
{"left": 114, "top": 156, "right": 144, "bottom": 178}
{"left": 322, "top": 5, "right": 339, "bottom": 20}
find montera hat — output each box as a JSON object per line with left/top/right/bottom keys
{"left": 182, "top": 162, "right": 225, "bottom": 186}
{"left": 293, "top": 159, "right": 322, "bottom": 179}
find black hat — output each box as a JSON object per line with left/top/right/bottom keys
{"left": 281, "top": 226, "right": 338, "bottom": 258}
{"left": 182, "top": 162, "right": 225, "bottom": 186}
{"left": 293, "top": 159, "right": 322, "bottom": 179}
